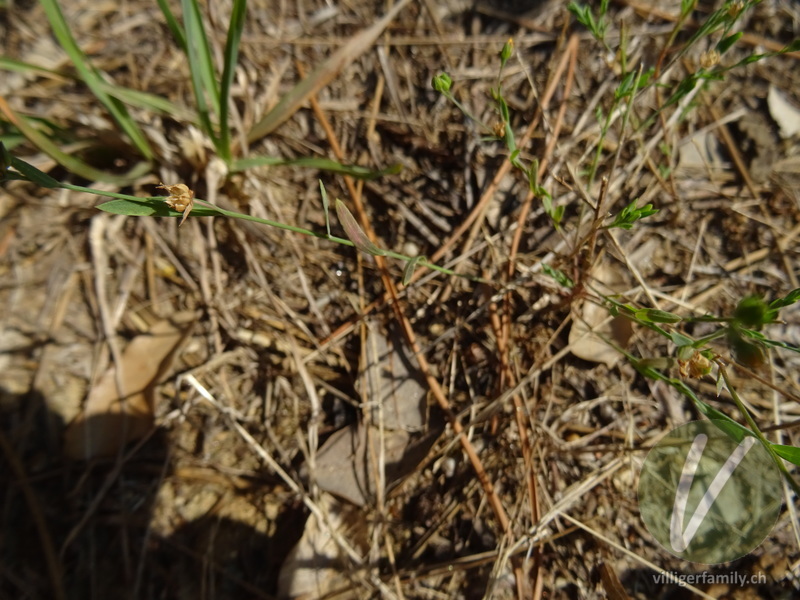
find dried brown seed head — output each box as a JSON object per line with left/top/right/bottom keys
{"left": 678, "top": 352, "right": 712, "bottom": 379}
{"left": 157, "top": 182, "right": 195, "bottom": 226}
{"left": 700, "top": 49, "right": 720, "bottom": 69}
{"left": 492, "top": 121, "right": 506, "bottom": 138}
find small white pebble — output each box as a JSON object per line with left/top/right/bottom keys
{"left": 403, "top": 242, "right": 420, "bottom": 257}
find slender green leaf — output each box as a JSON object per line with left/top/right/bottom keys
{"left": 634, "top": 308, "right": 682, "bottom": 324}
{"left": 770, "top": 288, "right": 800, "bottom": 310}
{"left": 96, "top": 82, "right": 196, "bottom": 122}
{"left": 97, "top": 198, "right": 173, "bottom": 216}
{"left": 671, "top": 380, "right": 753, "bottom": 437}
{"left": 231, "top": 156, "right": 401, "bottom": 179}
{"left": 739, "top": 331, "right": 800, "bottom": 354}
{"left": 784, "top": 39, "right": 800, "bottom": 53}
{"left": 218, "top": 0, "right": 247, "bottom": 162}
{"left": 4, "top": 105, "right": 149, "bottom": 185}
{"left": 716, "top": 31, "right": 742, "bottom": 54}
{"left": 402, "top": 255, "right": 426, "bottom": 285}
{"left": 630, "top": 356, "right": 753, "bottom": 439}
{"left": 156, "top": 0, "right": 187, "bottom": 52}
{"left": 771, "top": 444, "right": 800, "bottom": 467}
{"left": 181, "top": 0, "right": 220, "bottom": 143}
{"left": 670, "top": 331, "right": 694, "bottom": 346}
{"left": 97, "top": 197, "right": 224, "bottom": 218}
{"left": 10, "top": 157, "right": 61, "bottom": 188}
{"left": 0, "top": 56, "right": 68, "bottom": 79}
{"left": 39, "top": 0, "right": 154, "bottom": 160}
{"left": 0, "top": 56, "right": 194, "bottom": 123}
{"left": 542, "top": 263, "right": 574, "bottom": 288}
{"left": 709, "top": 418, "right": 751, "bottom": 444}
{"left": 319, "top": 180, "right": 330, "bottom": 237}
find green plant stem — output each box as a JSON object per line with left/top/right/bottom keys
{"left": 6, "top": 155, "right": 488, "bottom": 284}
{"left": 717, "top": 362, "right": 800, "bottom": 495}
{"left": 691, "top": 328, "right": 728, "bottom": 346}
{"left": 441, "top": 91, "right": 492, "bottom": 134}
{"left": 189, "top": 199, "right": 489, "bottom": 283}
{"left": 587, "top": 105, "right": 614, "bottom": 187}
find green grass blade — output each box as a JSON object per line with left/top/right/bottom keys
{"left": 156, "top": 0, "right": 187, "bottom": 52}
{"left": 181, "top": 0, "right": 221, "bottom": 144}
{"left": 96, "top": 83, "right": 196, "bottom": 122}
{"left": 0, "top": 57, "right": 195, "bottom": 124}
{"left": 218, "top": 0, "right": 247, "bottom": 163}
{"left": 231, "top": 156, "right": 402, "bottom": 179}
{"left": 319, "top": 180, "right": 331, "bottom": 237}
{"left": 10, "top": 157, "right": 61, "bottom": 188}
{"left": 39, "top": 0, "right": 154, "bottom": 161}
{"left": 0, "top": 56, "right": 68, "bottom": 79}
{"left": 98, "top": 197, "right": 223, "bottom": 218}
{"left": 0, "top": 99, "right": 149, "bottom": 185}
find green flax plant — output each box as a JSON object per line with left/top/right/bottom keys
{"left": 0, "top": 146, "right": 486, "bottom": 286}
{"left": 428, "top": 7, "right": 800, "bottom": 491}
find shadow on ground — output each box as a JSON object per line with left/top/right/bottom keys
{"left": 0, "top": 386, "right": 305, "bottom": 600}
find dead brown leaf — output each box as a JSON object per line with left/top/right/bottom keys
{"left": 63, "top": 312, "right": 197, "bottom": 460}
{"left": 569, "top": 263, "right": 633, "bottom": 367}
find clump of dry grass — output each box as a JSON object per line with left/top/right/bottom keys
{"left": 2, "top": 1, "right": 800, "bottom": 599}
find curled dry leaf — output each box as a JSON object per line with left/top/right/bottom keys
{"left": 359, "top": 322, "right": 427, "bottom": 432}
{"left": 277, "top": 492, "right": 367, "bottom": 599}
{"left": 569, "top": 262, "right": 633, "bottom": 367}
{"left": 335, "top": 199, "right": 385, "bottom": 256}
{"left": 63, "top": 311, "right": 197, "bottom": 460}
{"left": 676, "top": 130, "right": 724, "bottom": 175}
{"left": 309, "top": 322, "right": 433, "bottom": 506}
{"left": 768, "top": 85, "right": 800, "bottom": 139}
{"left": 678, "top": 351, "right": 712, "bottom": 379}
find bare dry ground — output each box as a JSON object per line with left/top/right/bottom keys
{"left": 1, "top": 0, "right": 800, "bottom": 598}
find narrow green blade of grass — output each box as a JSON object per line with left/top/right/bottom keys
{"left": 98, "top": 197, "right": 223, "bottom": 218}
{"left": 9, "top": 156, "right": 61, "bottom": 188}
{"left": 96, "top": 82, "right": 196, "bottom": 123}
{"left": 156, "top": 0, "right": 187, "bottom": 52}
{"left": 0, "top": 97, "right": 150, "bottom": 185}
{"left": 181, "top": 0, "right": 221, "bottom": 144}
{"left": 247, "top": 0, "right": 411, "bottom": 143}
{"left": 319, "top": 180, "right": 331, "bottom": 237}
{"left": 0, "top": 56, "right": 69, "bottom": 80}
{"left": 39, "top": 0, "right": 154, "bottom": 161}
{"left": 231, "top": 156, "right": 402, "bottom": 179}
{"left": 0, "top": 57, "right": 195, "bottom": 124}
{"left": 0, "top": 135, "right": 26, "bottom": 151}
{"left": 218, "top": 0, "right": 247, "bottom": 163}
{"left": 403, "top": 255, "right": 426, "bottom": 285}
